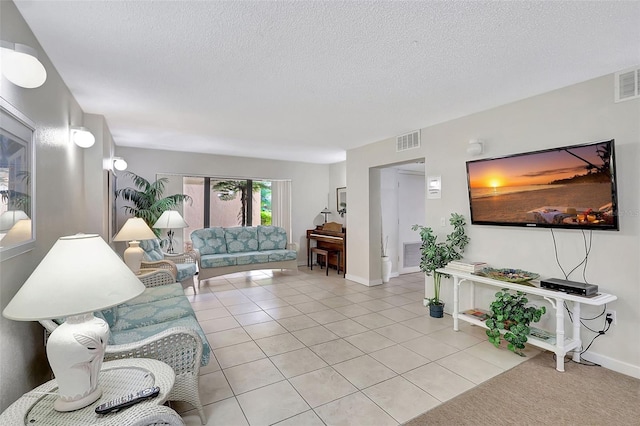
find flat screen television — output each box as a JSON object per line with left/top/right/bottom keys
{"left": 466, "top": 139, "right": 619, "bottom": 230}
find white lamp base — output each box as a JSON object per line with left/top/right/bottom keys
{"left": 123, "top": 240, "right": 144, "bottom": 274}
{"left": 46, "top": 313, "right": 109, "bottom": 412}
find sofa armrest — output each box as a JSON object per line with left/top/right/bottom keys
{"left": 104, "top": 326, "right": 204, "bottom": 375}
{"left": 140, "top": 260, "right": 178, "bottom": 281}
{"left": 164, "top": 250, "right": 197, "bottom": 265}
{"left": 137, "top": 268, "right": 177, "bottom": 287}
{"left": 287, "top": 242, "right": 299, "bottom": 252}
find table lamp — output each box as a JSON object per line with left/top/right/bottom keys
{"left": 153, "top": 210, "right": 188, "bottom": 254}
{"left": 113, "top": 217, "right": 157, "bottom": 274}
{"left": 321, "top": 207, "right": 331, "bottom": 223}
{"left": 2, "top": 234, "right": 145, "bottom": 411}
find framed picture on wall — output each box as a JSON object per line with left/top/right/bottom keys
{"left": 336, "top": 187, "right": 346, "bottom": 217}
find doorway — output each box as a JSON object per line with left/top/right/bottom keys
{"left": 378, "top": 160, "right": 425, "bottom": 278}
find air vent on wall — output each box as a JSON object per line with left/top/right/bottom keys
{"left": 396, "top": 130, "right": 421, "bottom": 152}
{"left": 403, "top": 242, "right": 421, "bottom": 268}
{"left": 615, "top": 67, "right": 640, "bottom": 103}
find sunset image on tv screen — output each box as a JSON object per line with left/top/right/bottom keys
{"left": 466, "top": 141, "right": 617, "bottom": 229}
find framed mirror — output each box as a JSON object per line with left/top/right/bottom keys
{"left": 336, "top": 187, "right": 346, "bottom": 217}
{"left": 0, "top": 97, "right": 35, "bottom": 261}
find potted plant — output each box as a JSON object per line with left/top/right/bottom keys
{"left": 485, "top": 289, "right": 546, "bottom": 356}
{"left": 116, "top": 172, "right": 191, "bottom": 243}
{"left": 412, "top": 213, "right": 469, "bottom": 318}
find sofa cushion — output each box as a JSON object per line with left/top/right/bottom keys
{"left": 257, "top": 226, "right": 288, "bottom": 250}
{"left": 176, "top": 262, "right": 197, "bottom": 282}
{"left": 268, "top": 249, "right": 298, "bottom": 262}
{"left": 224, "top": 227, "right": 259, "bottom": 253}
{"left": 140, "top": 238, "right": 164, "bottom": 261}
{"left": 191, "top": 227, "right": 227, "bottom": 255}
{"left": 234, "top": 251, "right": 270, "bottom": 265}
{"left": 123, "top": 283, "right": 185, "bottom": 307}
{"left": 112, "top": 296, "right": 194, "bottom": 332}
{"left": 201, "top": 253, "right": 237, "bottom": 269}
{"left": 109, "top": 315, "right": 211, "bottom": 366}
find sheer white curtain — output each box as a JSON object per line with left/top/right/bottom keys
{"left": 271, "top": 180, "right": 292, "bottom": 240}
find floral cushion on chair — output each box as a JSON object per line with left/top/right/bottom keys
{"left": 257, "top": 226, "right": 288, "bottom": 250}
{"left": 140, "top": 239, "right": 164, "bottom": 261}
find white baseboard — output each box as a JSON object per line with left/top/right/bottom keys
{"left": 345, "top": 274, "right": 382, "bottom": 287}
{"left": 580, "top": 351, "right": 640, "bottom": 379}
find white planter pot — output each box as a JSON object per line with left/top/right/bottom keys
{"left": 381, "top": 256, "right": 392, "bottom": 283}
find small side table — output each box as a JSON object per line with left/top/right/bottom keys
{"left": 1, "top": 358, "right": 183, "bottom": 426}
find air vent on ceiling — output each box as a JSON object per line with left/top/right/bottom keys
{"left": 403, "top": 242, "right": 421, "bottom": 268}
{"left": 396, "top": 130, "right": 421, "bottom": 152}
{"left": 614, "top": 67, "right": 640, "bottom": 103}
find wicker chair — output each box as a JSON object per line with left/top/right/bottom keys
{"left": 140, "top": 239, "right": 198, "bottom": 293}
{"left": 39, "top": 270, "right": 208, "bottom": 424}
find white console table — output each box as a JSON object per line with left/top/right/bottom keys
{"left": 437, "top": 267, "right": 617, "bottom": 372}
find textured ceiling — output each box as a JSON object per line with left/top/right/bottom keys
{"left": 14, "top": 1, "right": 640, "bottom": 164}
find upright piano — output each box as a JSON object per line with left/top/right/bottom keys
{"left": 306, "top": 222, "right": 346, "bottom": 275}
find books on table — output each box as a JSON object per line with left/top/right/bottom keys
{"left": 463, "top": 308, "right": 490, "bottom": 321}
{"left": 447, "top": 260, "right": 488, "bottom": 273}
{"left": 529, "top": 327, "right": 557, "bottom": 344}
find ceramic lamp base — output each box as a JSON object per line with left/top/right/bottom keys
{"left": 46, "top": 313, "right": 109, "bottom": 411}
{"left": 123, "top": 240, "right": 144, "bottom": 274}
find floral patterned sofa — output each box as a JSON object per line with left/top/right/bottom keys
{"left": 191, "top": 225, "right": 298, "bottom": 284}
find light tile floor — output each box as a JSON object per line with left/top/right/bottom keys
{"left": 177, "top": 268, "right": 538, "bottom": 425}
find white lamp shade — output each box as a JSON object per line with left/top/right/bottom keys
{"left": 113, "top": 157, "right": 128, "bottom": 171}
{"left": 0, "top": 209, "right": 29, "bottom": 231}
{"left": 2, "top": 234, "right": 145, "bottom": 321}
{"left": 0, "top": 42, "right": 47, "bottom": 88}
{"left": 113, "top": 217, "right": 157, "bottom": 242}
{"left": 70, "top": 127, "right": 95, "bottom": 148}
{"left": 153, "top": 210, "right": 188, "bottom": 229}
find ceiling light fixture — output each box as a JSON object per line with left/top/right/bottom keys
{"left": 113, "top": 157, "right": 128, "bottom": 171}
{"left": 70, "top": 127, "right": 95, "bottom": 148}
{"left": 0, "top": 40, "right": 47, "bottom": 88}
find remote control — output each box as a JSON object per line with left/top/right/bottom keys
{"left": 95, "top": 386, "right": 160, "bottom": 414}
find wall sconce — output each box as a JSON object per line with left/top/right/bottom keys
{"left": 0, "top": 40, "right": 47, "bottom": 88}
{"left": 467, "top": 139, "right": 484, "bottom": 156}
{"left": 113, "top": 157, "right": 128, "bottom": 171}
{"left": 70, "top": 127, "right": 95, "bottom": 148}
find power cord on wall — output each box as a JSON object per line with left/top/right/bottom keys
{"left": 549, "top": 228, "right": 611, "bottom": 363}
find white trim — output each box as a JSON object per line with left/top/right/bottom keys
{"left": 580, "top": 351, "right": 640, "bottom": 379}
{"left": 345, "top": 273, "right": 383, "bottom": 287}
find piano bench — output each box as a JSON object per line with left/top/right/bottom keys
{"left": 310, "top": 247, "right": 341, "bottom": 276}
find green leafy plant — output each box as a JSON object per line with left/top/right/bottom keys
{"left": 485, "top": 289, "right": 546, "bottom": 356}
{"left": 412, "top": 213, "right": 469, "bottom": 306}
{"left": 116, "top": 171, "right": 191, "bottom": 238}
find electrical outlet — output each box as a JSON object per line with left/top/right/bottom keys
{"left": 440, "top": 217, "right": 446, "bottom": 227}
{"left": 606, "top": 309, "right": 617, "bottom": 325}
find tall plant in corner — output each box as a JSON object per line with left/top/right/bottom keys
{"left": 412, "top": 213, "right": 469, "bottom": 317}
{"left": 116, "top": 172, "right": 191, "bottom": 238}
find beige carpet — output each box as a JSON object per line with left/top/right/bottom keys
{"left": 405, "top": 352, "right": 640, "bottom": 426}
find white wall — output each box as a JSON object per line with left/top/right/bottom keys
{"left": 346, "top": 74, "right": 640, "bottom": 376}
{"left": 114, "top": 147, "right": 331, "bottom": 263}
{"left": 0, "top": 1, "right": 113, "bottom": 410}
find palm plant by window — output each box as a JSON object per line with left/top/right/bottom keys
{"left": 116, "top": 172, "right": 191, "bottom": 237}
